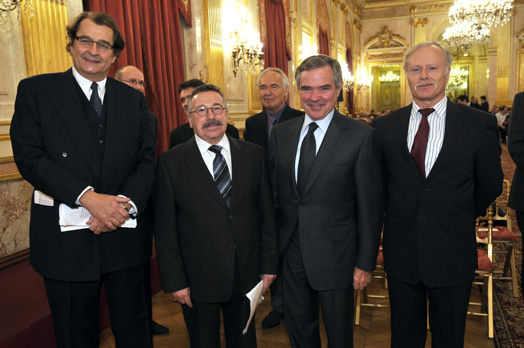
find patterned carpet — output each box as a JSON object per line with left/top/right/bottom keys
{"left": 494, "top": 144, "right": 523, "bottom": 348}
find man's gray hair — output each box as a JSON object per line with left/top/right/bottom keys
{"left": 295, "top": 55, "right": 343, "bottom": 89}
{"left": 403, "top": 41, "right": 453, "bottom": 74}
{"left": 257, "top": 67, "right": 289, "bottom": 90}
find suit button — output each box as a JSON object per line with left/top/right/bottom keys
{"left": 99, "top": 139, "right": 104, "bottom": 144}
{"left": 420, "top": 216, "right": 426, "bottom": 221}
{"left": 229, "top": 215, "right": 233, "bottom": 220}
{"left": 227, "top": 245, "right": 234, "bottom": 251}
{"left": 98, "top": 123, "right": 104, "bottom": 128}
{"left": 62, "top": 152, "right": 67, "bottom": 157}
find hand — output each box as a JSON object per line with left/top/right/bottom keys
{"left": 261, "top": 274, "right": 277, "bottom": 294}
{"left": 173, "top": 288, "right": 192, "bottom": 308}
{"left": 353, "top": 267, "right": 372, "bottom": 291}
{"left": 79, "top": 191, "right": 130, "bottom": 230}
{"left": 86, "top": 217, "right": 110, "bottom": 235}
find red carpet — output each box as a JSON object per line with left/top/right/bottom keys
{"left": 494, "top": 144, "right": 523, "bottom": 348}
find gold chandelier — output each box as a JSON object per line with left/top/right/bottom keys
{"left": 449, "top": 0, "right": 513, "bottom": 29}
{"left": 0, "top": 0, "right": 34, "bottom": 33}
{"left": 230, "top": 18, "right": 264, "bottom": 77}
{"left": 443, "top": 20, "right": 490, "bottom": 52}
{"left": 379, "top": 71, "right": 400, "bottom": 83}
{"left": 342, "top": 63, "right": 354, "bottom": 92}
{"left": 446, "top": 66, "right": 469, "bottom": 91}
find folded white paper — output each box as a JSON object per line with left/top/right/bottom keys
{"left": 243, "top": 280, "right": 265, "bottom": 335}
{"left": 34, "top": 190, "right": 54, "bottom": 206}
{"left": 59, "top": 204, "right": 137, "bottom": 232}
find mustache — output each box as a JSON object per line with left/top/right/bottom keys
{"left": 415, "top": 81, "right": 436, "bottom": 89}
{"left": 202, "top": 119, "right": 224, "bottom": 129}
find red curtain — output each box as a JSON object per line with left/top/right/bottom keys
{"left": 318, "top": 30, "right": 329, "bottom": 56}
{"left": 261, "top": 0, "right": 290, "bottom": 74}
{"left": 346, "top": 47, "right": 354, "bottom": 115}
{"left": 86, "top": 0, "right": 186, "bottom": 155}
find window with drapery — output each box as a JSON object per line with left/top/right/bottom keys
{"left": 317, "top": 0, "right": 330, "bottom": 56}
{"left": 258, "top": 0, "right": 292, "bottom": 74}
{"left": 85, "top": 0, "right": 189, "bottom": 155}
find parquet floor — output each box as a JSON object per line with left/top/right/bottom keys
{"left": 99, "top": 277, "right": 496, "bottom": 348}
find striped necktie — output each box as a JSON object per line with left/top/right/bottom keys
{"left": 209, "top": 145, "right": 232, "bottom": 207}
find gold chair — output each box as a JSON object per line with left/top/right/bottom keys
{"left": 354, "top": 246, "right": 389, "bottom": 326}
{"left": 477, "top": 179, "right": 518, "bottom": 297}
{"left": 469, "top": 205, "right": 495, "bottom": 338}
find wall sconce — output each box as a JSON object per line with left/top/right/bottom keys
{"left": 0, "top": 0, "right": 34, "bottom": 33}
{"left": 356, "top": 67, "right": 372, "bottom": 92}
{"left": 230, "top": 17, "right": 264, "bottom": 77}
{"left": 342, "top": 63, "right": 354, "bottom": 92}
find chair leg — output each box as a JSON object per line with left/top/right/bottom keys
{"left": 487, "top": 275, "right": 494, "bottom": 338}
{"left": 355, "top": 289, "right": 362, "bottom": 326}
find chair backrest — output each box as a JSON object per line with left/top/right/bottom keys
{"left": 476, "top": 205, "right": 494, "bottom": 261}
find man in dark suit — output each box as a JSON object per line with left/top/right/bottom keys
{"left": 508, "top": 91, "right": 524, "bottom": 297}
{"left": 10, "top": 12, "right": 156, "bottom": 348}
{"left": 470, "top": 96, "right": 481, "bottom": 109}
{"left": 269, "top": 55, "right": 384, "bottom": 348}
{"left": 244, "top": 67, "right": 303, "bottom": 329}
{"left": 480, "top": 95, "right": 490, "bottom": 112}
{"left": 154, "top": 84, "right": 278, "bottom": 348}
{"left": 114, "top": 64, "right": 170, "bottom": 336}
{"left": 169, "top": 79, "right": 239, "bottom": 148}
{"left": 372, "top": 41, "right": 503, "bottom": 348}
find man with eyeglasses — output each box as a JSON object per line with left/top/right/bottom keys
{"left": 114, "top": 65, "right": 171, "bottom": 337}
{"left": 154, "top": 84, "right": 278, "bottom": 348}
{"left": 169, "top": 79, "right": 240, "bottom": 148}
{"left": 10, "top": 12, "right": 155, "bottom": 348}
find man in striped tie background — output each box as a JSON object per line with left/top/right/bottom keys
{"left": 154, "top": 84, "right": 278, "bottom": 348}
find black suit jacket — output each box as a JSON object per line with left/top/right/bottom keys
{"left": 269, "top": 110, "right": 384, "bottom": 291}
{"left": 480, "top": 101, "right": 490, "bottom": 112}
{"left": 10, "top": 69, "right": 156, "bottom": 281}
{"left": 244, "top": 104, "right": 304, "bottom": 158}
{"left": 372, "top": 100, "right": 503, "bottom": 287}
{"left": 154, "top": 136, "right": 278, "bottom": 302}
{"left": 169, "top": 122, "right": 240, "bottom": 149}
{"left": 508, "top": 92, "right": 524, "bottom": 211}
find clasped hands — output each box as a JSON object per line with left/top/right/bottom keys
{"left": 79, "top": 190, "right": 132, "bottom": 235}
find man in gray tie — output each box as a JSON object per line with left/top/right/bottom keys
{"left": 269, "top": 55, "right": 384, "bottom": 348}
{"left": 154, "top": 84, "right": 278, "bottom": 348}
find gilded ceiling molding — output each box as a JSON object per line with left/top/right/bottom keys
{"left": 412, "top": 17, "right": 428, "bottom": 27}
{"left": 354, "top": 19, "right": 362, "bottom": 31}
{"left": 364, "top": 26, "right": 408, "bottom": 61}
{"left": 410, "top": 3, "right": 451, "bottom": 15}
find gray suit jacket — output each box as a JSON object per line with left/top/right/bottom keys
{"left": 269, "top": 110, "right": 384, "bottom": 291}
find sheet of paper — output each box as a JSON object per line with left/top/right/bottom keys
{"left": 243, "top": 280, "right": 265, "bottom": 335}
{"left": 59, "top": 204, "right": 136, "bottom": 232}
{"left": 34, "top": 190, "right": 54, "bottom": 206}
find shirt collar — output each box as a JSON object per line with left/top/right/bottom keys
{"left": 411, "top": 95, "right": 447, "bottom": 120}
{"left": 301, "top": 109, "right": 335, "bottom": 135}
{"left": 266, "top": 103, "right": 287, "bottom": 123}
{"left": 194, "top": 133, "right": 231, "bottom": 155}
{"left": 72, "top": 66, "right": 107, "bottom": 98}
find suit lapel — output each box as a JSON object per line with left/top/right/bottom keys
{"left": 49, "top": 70, "right": 99, "bottom": 178}
{"left": 302, "top": 111, "right": 344, "bottom": 196}
{"left": 230, "top": 137, "right": 245, "bottom": 209}
{"left": 101, "top": 78, "right": 126, "bottom": 174}
{"left": 282, "top": 118, "right": 303, "bottom": 197}
{"left": 396, "top": 105, "right": 423, "bottom": 181}
{"left": 183, "top": 139, "right": 229, "bottom": 208}
{"left": 426, "top": 100, "right": 463, "bottom": 181}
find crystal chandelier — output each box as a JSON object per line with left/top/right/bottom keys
{"left": 342, "top": 64, "right": 354, "bottom": 92}
{"left": 379, "top": 71, "right": 400, "bottom": 83}
{"left": 356, "top": 68, "right": 372, "bottom": 92}
{"left": 0, "top": 0, "right": 34, "bottom": 33}
{"left": 443, "top": 20, "right": 490, "bottom": 52}
{"left": 230, "top": 18, "right": 264, "bottom": 77}
{"left": 449, "top": 0, "right": 513, "bottom": 29}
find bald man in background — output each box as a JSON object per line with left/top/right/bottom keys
{"left": 115, "top": 65, "right": 169, "bottom": 336}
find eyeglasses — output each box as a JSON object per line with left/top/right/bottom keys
{"left": 75, "top": 36, "right": 114, "bottom": 52}
{"left": 119, "top": 79, "right": 146, "bottom": 87}
{"left": 190, "top": 105, "right": 227, "bottom": 117}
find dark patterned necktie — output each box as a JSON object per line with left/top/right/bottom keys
{"left": 90, "top": 82, "right": 102, "bottom": 117}
{"left": 268, "top": 116, "right": 276, "bottom": 139}
{"left": 209, "top": 145, "right": 232, "bottom": 207}
{"left": 410, "top": 108, "right": 434, "bottom": 179}
{"left": 297, "top": 122, "right": 318, "bottom": 197}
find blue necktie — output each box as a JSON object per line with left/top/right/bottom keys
{"left": 90, "top": 82, "right": 102, "bottom": 117}
{"left": 209, "top": 145, "right": 232, "bottom": 207}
